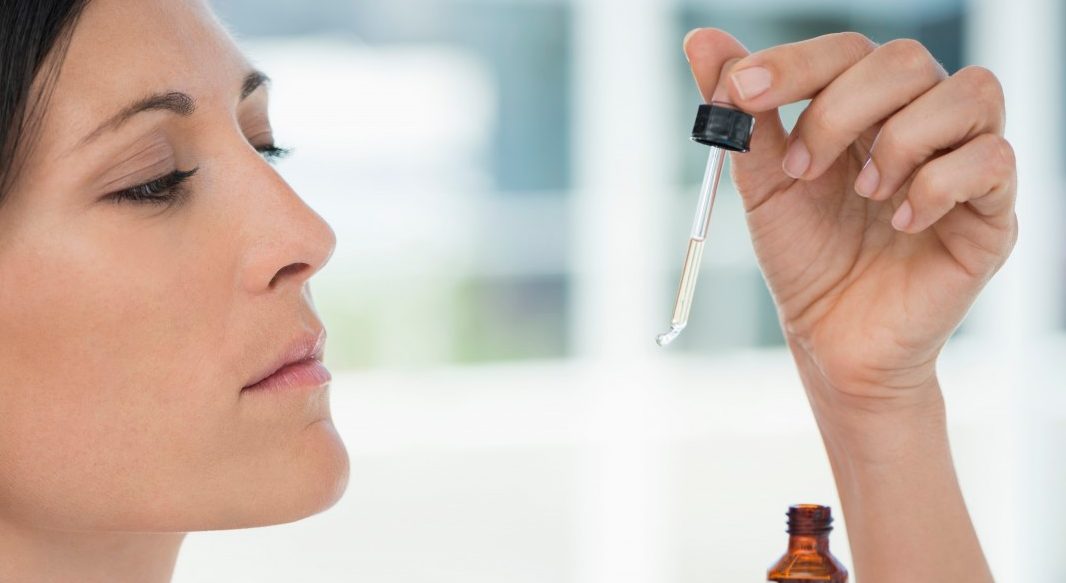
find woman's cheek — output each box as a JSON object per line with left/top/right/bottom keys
{"left": 0, "top": 226, "right": 234, "bottom": 529}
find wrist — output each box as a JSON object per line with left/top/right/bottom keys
{"left": 784, "top": 321, "right": 942, "bottom": 394}
{"left": 786, "top": 331, "right": 942, "bottom": 403}
{"left": 786, "top": 338, "right": 949, "bottom": 463}
{"left": 804, "top": 372, "right": 950, "bottom": 469}
{"left": 815, "top": 388, "right": 949, "bottom": 467}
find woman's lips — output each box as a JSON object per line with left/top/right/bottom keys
{"left": 242, "top": 358, "right": 331, "bottom": 393}
{"left": 242, "top": 329, "right": 330, "bottom": 393}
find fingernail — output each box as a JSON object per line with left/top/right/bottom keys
{"left": 731, "top": 66, "right": 772, "bottom": 100}
{"left": 892, "top": 200, "right": 914, "bottom": 231}
{"left": 854, "top": 159, "right": 880, "bottom": 198}
{"left": 683, "top": 28, "right": 702, "bottom": 61}
{"left": 782, "top": 140, "right": 811, "bottom": 179}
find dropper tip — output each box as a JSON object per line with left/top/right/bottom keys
{"left": 655, "top": 325, "right": 685, "bottom": 347}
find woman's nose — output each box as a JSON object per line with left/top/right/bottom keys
{"left": 238, "top": 166, "right": 337, "bottom": 295}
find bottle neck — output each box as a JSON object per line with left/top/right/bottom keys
{"left": 784, "top": 504, "right": 835, "bottom": 554}
{"left": 787, "top": 532, "right": 831, "bottom": 554}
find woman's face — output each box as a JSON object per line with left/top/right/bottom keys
{"left": 0, "top": 0, "right": 347, "bottom": 532}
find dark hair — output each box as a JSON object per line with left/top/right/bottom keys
{"left": 0, "top": 0, "right": 90, "bottom": 201}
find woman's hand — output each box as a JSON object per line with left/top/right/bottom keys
{"left": 684, "top": 30, "right": 1006, "bottom": 582}
{"left": 684, "top": 30, "right": 1017, "bottom": 411}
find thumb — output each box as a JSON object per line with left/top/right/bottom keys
{"left": 684, "top": 29, "right": 790, "bottom": 210}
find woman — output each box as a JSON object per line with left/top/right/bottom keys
{"left": 0, "top": 1, "right": 345, "bottom": 580}
{"left": 0, "top": 1, "right": 1011, "bottom": 582}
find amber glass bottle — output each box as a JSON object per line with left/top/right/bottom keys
{"left": 767, "top": 504, "right": 849, "bottom": 582}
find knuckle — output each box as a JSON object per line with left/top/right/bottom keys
{"left": 804, "top": 102, "right": 841, "bottom": 135}
{"left": 956, "top": 66, "right": 1006, "bottom": 121}
{"left": 873, "top": 122, "right": 906, "bottom": 159}
{"left": 985, "top": 135, "right": 1017, "bottom": 177}
{"left": 993, "top": 215, "right": 1020, "bottom": 271}
{"left": 834, "top": 31, "right": 878, "bottom": 60}
{"left": 789, "top": 32, "right": 875, "bottom": 78}
{"left": 788, "top": 44, "right": 821, "bottom": 78}
{"left": 1002, "top": 218, "right": 1019, "bottom": 256}
{"left": 881, "top": 38, "right": 938, "bottom": 76}
{"left": 913, "top": 165, "right": 953, "bottom": 205}
{"left": 957, "top": 65, "right": 1004, "bottom": 102}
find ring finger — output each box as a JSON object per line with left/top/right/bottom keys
{"left": 856, "top": 65, "right": 1006, "bottom": 202}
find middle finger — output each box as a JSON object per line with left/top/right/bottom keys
{"left": 782, "top": 39, "right": 947, "bottom": 180}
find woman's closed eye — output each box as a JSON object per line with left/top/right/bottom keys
{"left": 106, "top": 167, "right": 199, "bottom": 206}
{"left": 106, "top": 143, "right": 293, "bottom": 206}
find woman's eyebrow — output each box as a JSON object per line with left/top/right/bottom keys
{"left": 75, "top": 70, "right": 271, "bottom": 150}
{"left": 77, "top": 92, "right": 195, "bottom": 148}
{"left": 241, "top": 70, "right": 270, "bottom": 99}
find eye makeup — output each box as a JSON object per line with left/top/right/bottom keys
{"left": 104, "top": 167, "right": 199, "bottom": 206}
{"left": 102, "top": 143, "right": 291, "bottom": 207}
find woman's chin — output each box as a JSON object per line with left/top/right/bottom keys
{"left": 192, "top": 418, "right": 351, "bottom": 532}
{"left": 295, "top": 418, "right": 351, "bottom": 518}
{"left": 252, "top": 418, "right": 350, "bottom": 528}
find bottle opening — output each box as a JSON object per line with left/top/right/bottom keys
{"left": 787, "top": 504, "right": 834, "bottom": 535}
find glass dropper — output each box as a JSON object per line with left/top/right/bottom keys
{"left": 656, "top": 103, "right": 754, "bottom": 347}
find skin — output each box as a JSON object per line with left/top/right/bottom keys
{"left": 0, "top": 1, "right": 346, "bottom": 581}
{"left": 685, "top": 29, "right": 1014, "bottom": 581}
{"left": 0, "top": 2, "right": 1010, "bottom": 581}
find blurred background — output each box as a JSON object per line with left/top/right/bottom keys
{"left": 175, "top": 0, "right": 1065, "bottom": 581}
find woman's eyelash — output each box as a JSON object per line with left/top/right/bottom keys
{"left": 107, "top": 168, "right": 199, "bottom": 206}
{"left": 256, "top": 144, "right": 292, "bottom": 163}
{"left": 106, "top": 144, "right": 291, "bottom": 207}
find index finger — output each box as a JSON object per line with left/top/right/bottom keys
{"left": 725, "top": 32, "right": 880, "bottom": 111}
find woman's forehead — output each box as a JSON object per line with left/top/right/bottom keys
{"left": 41, "top": 0, "right": 249, "bottom": 151}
